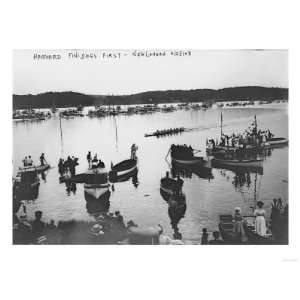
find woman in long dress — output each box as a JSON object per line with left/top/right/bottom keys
{"left": 254, "top": 201, "right": 267, "bottom": 236}
{"left": 233, "top": 207, "right": 243, "bottom": 238}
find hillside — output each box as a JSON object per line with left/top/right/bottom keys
{"left": 13, "top": 86, "right": 288, "bottom": 109}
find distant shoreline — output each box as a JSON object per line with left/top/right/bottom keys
{"left": 13, "top": 86, "right": 288, "bottom": 109}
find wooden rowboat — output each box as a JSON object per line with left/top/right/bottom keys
{"left": 266, "top": 137, "right": 288, "bottom": 146}
{"left": 211, "top": 157, "right": 263, "bottom": 168}
{"left": 109, "top": 158, "right": 137, "bottom": 180}
{"left": 160, "top": 177, "right": 179, "bottom": 195}
{"left": 242, "top": 220, "right": 273, "bottom": 244}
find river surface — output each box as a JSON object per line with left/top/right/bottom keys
{"left": 13, "top": 102, "right": 288, "bottom": 242}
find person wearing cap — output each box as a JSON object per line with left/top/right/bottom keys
{"left": 254, "top": 201, "right": 267, "bottom": 236}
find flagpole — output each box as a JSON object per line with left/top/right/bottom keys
{"left": 220, "top": 112, "right": 223, "bottom": 138}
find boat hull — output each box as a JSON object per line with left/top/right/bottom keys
{"left": 212, "top": 158, "right": 263, "bottom": 168}
{"left": 109, "top": 159, "right": 138, "bottom": 180}
{"left": 84, "top": 183, "right": 110, "bottom": 199}
{"left": 171, "top": 156, "right": 211, "bottom": 169}
{"left": 266, "top": 138, "right": 288, "bottom": 146}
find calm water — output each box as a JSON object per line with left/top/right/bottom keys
{"left": 13, "top": 103, "right": 288, "bottom": 241}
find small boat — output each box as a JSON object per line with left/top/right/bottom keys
{"left": 242, "top": 220, "right": 273, "bottom": 245}
{"left": 109, "top": 158, "right": 138, "bottom": 180}
{"left": 211, "top": 157, "right": 263, "bottom": 168}
{"left": 160, "top": 177, "right": 179, "bottom": 195}
{"left": 14, "top": 167, "right": 40, "bottom": 200}
{"left": 172, "top": 156, "right": 211, "bottom": 168}
{"left": 218, "top": 215, "right": 242, "bottom": 244}
{"left": 266, "top": 137, "right": 288, "bottom": 146}
{"left": 170, "top": 145, "right": 211, "bottom": 170}
{"left": 83, "top": 167, "right": 110, "bottom": 198}
{"left": 34, "top": 164, "right": 50, "bottom": 173}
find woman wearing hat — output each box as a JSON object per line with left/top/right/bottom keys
{"left": 254, "top": 201, "right": 267, "bottom": 236}
{"left": 233, "top": 207, "right": 243, "bottom": 239}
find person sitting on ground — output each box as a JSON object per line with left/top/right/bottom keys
{"left": 31, "top": 210, "right": 45, "bottom": 238}
{"left": 209, "top": 231, "right": 224, "bottom": 245}
{"left": 201, "top": 228, "right": 208, "bottom": 245}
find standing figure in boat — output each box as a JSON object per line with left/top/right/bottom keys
{"left": 92, "top": 154, "right": 98, "bottom": 168}
{"left": 254, "top": 201, "right": 267, "bottom": 236}
{"left": 40, "top": 153, "right": 46, "bottom": 166}
{"left": 131, "top": 143, "right": 138, "bottom": 160}
{"left": 87, "top": 151, "right": 92, "bottom": 168}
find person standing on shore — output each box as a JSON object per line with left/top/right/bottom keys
{"left": 254, "top": 201, "right": 267, "bottom": 236}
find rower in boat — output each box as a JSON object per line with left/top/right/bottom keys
{"left": 131, "top": 144, "right": 138, "bottom": 160}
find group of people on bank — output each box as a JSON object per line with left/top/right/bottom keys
{"left": 22, "top": 153, "right": 47, "bottom": 167}
{"left": 207, "top": 123, "right": 274, "bottom": 150}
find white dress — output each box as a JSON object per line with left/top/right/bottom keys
{"left": 254, "top": 208, "right": 267, "bottom": 236}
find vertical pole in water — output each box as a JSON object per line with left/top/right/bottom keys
{"left": 254, "top": 172, "right": 257, "bottom": 208}
{"left": 59, "top": 113, "right": 64, "bottom": 157}
{"left": 220, "top": 111, "right": 223, "bottom": 138}
{"left": 114, "top": 116, "right": 118, "bottom": 152}
{"left": 254, "top": 114, "right": 257, "bottom": 132}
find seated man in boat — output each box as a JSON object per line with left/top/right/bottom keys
{"left": 27, "top": 155, "right": 33, "bottom": 166}
{"left": 131, "top": 144, "right": 138, "bottom": 160}
{"left": 97, "top": 159, "right": 105, "bottom": 168}
{"left": 22, "top": 156, "right": 28, "bottom": 167}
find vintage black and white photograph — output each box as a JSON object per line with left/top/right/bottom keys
{"left": 12, "top": 49, "right": 288, "bottom": 245}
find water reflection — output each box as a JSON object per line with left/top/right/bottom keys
{"left": 65, "top": 182, "right": 77, "bottom": 196}
{"left": 160, "top": 189, "right": 187, "bottom": 240}
{"left": 171, "top": 162, "right": 213, "bottom": 180}
{"left": 84, "top": 190, "right": 111, "bottom": 217}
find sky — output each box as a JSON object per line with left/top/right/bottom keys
{"left": 13, "top": 49, "right": 288, "bottom": 95}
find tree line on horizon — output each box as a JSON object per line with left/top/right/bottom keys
{"left": 12, "top": 87, "right": 288, "bottom": 109}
